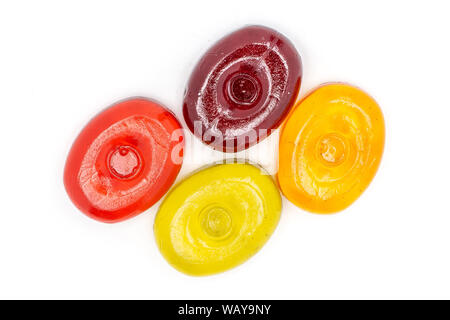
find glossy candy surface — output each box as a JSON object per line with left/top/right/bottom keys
{"left": 278, "top": 84, "right": 385, "bottom": 213}
{"left": 183, "top": 25, "right": 302, "bottom": 152}
{"left": 154, "top": 163, "right": 281, "bottom": 276}
{"left": 64, "top": 98, "right": 184, "bottom": 223}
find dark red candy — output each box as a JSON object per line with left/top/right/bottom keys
{"left": 183, "top": 25, "right": 302, "bottom": 152}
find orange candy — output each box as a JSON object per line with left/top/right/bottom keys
{"left": 278, "top": 83, "right": 385, "bottom": 213}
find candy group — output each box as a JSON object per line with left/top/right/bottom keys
{"left": 64, "top": 26, "right": 384, "bottom": 275}
{"left": 154, "top": 163, "right": 281, "bottom": 276}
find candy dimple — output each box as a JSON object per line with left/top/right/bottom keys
{"left": 228, "top": 73, "right": 260, "bottom": 105}
{"left": 316, "top": 133, "right": 348, "bottom": 166}
{"left": 183, "top": 26, "right": 302, "bottom": 152}
{"left": 200, "top": 205, "right": 233, "bottom": 239}
{"left": 108, "top": 145, "right": 141, "bottom": 179}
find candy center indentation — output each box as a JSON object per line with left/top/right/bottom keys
{"left": 200, "top": 205, "right": 233, "bottom": 239}
{"left": 316, "top": 133, "right": 348, "bottom": 166}
{"left": 227, "top": 73, "right": 259, "bottom": 106}
{"left": 108, "top": 145, "right": 142, "bottom": 179}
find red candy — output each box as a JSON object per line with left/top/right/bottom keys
{"left": 183, "top": 25, "right": 302, "bottom": 152}
{"left": 64, "top": 98, "right": 184, "bottom": 223}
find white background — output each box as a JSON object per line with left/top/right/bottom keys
{"left": 1, "top": 0, "right": 449, "bottom": 299}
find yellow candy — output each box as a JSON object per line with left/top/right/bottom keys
{"left": 278, "top": 83, "right": 385, "bottom": 213}
{"left": 154, "top": 162, "right": 281, "bottom": 276}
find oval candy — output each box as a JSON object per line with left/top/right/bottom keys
{"left": 154, "top": 162, "right": 281, "bottom": 276}
{"left": 278, "top": 83, "right": 385, "bottom": 213}
{"left": 183, "top": 25, "right": 302, "bottom": 152}
{"left": 64, "top": 98, "right": 184, "bottom": 223}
